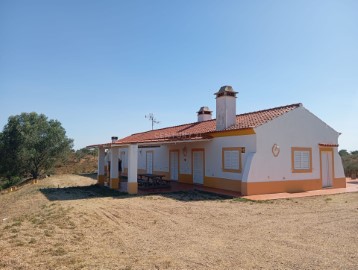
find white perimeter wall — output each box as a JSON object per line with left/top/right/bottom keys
{"left": 245, "top": 106, "right": 345, "bottom": 183}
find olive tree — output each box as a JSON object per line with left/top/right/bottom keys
{"left": 0, "top": 112, "right": 73, "bottom": 179}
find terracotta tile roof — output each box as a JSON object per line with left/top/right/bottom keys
{"left": 319, "top": 143, "right": 339, "bottom": 147}
{"left": 113, "top": 103, "right": 302, "bottom": 145}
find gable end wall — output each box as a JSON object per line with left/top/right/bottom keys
{"left": 242, "top": 107, "right": 345, "bottom": 195}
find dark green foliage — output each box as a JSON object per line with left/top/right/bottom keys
{"left": 339, "top": 149, "right": 358, "bottom": 178}
{"left": 339, "top": 149, "right": 349, "bottom": 157}
{"left": 0, "top": 112, "right": 73, "bottom": 179}
{"left": 0, "top": 176, "right": 22, "bottom": 190}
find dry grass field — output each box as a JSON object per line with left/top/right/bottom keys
{"left": 0, "top": 174, "right": 357, "bottom": 270}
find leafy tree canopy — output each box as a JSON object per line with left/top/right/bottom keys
{"left": 339, "top": 149, "right": 349, "bottom": 157}
{"left": 340, "top": 149, "right": 358, "bottom": 177}
{"left": 0, "top": 112, "right": 73, "bottom": 179}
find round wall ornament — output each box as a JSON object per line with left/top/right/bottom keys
{"left": 272, "top": 144, "right": 280, "bottom": 157}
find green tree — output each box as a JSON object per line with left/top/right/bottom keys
{"left": 340, "top": 149, "right": 358, "bottom": 178}
{"left": 0, "top": 119, "right": 25, "bottom": 180}
{"left": 0, "top": 112, "right": 73, "bottom": 179}
{"left": 339, "top": 149, "right": 349, "bottom": 157}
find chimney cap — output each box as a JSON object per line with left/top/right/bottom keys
{"left": 197, "top": 106, "right": 212, "bottom": 114}
{"left": 214, "top": 85, "right": 238, "bottom": 96}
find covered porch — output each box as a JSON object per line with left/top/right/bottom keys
{"left": 97, "top": 143, "right": 139, "bottom": 194}
{"left": 94, "top": 137, "right": 214, "bottom": 195}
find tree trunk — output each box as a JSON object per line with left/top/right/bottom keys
{"left": 31, "top": 170, "right": 38, "bottom": 179}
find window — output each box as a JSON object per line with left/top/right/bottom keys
{"left": 291, "top": 147, "right": 312, "bottom": 173}
{"left": 222, "top": 147, "right": 242, "bottom": 173}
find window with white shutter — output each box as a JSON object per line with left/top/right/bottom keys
{"left": 291, "top": 147, "right": 312, "bottom": 173}
{"left": 222, "top": 148, "right": 242, "bottom": 173}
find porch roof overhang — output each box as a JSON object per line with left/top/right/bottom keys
{"left": 87, "top": 136, "right": 213, "bottom": 149}
{"left": 135, "top": 138, "right": 213, "bottom": 147}
{"left": 86, "top": 143, "right": 111, "bottom": 149}
{"left": 112, "top": 136, "right": 213, "bottom": 147}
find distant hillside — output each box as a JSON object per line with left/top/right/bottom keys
{"left": 54, "top": 149, "right": 97, "bottom": 175}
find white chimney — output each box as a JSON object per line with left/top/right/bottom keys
{"left": 111, "top": 136, "right": 118, "bottom": 143}
{"left": 215, "top": 85, "right": 238, "bottom": 131}
{"left": 197, "top": 106, "right": 212, "bottom": 122}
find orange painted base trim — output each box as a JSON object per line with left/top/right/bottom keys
{"left": 127, "top": 182, "right": 138, "bottom": 194}
{"left": 204, "top": 177, "right": 241, "bottom": 192}
{"left": 333, "top": 177, "right": 346, "bottom": 188}
{"left": 97, "top": 175, "right": 106, "bottom": 186}
{"left": 110, "top": 178, "right": 120, "bottom": 190}
{"left": 179, "top": 174, "right": 193, "bottom": 184}
{"left": 241, "top": 179, "right": 322, "bottom": 196}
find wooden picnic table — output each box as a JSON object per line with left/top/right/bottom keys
{"left": 138, "top": 173, "right": 169, "bottom": 188}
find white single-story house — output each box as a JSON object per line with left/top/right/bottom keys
{"left": 88, "top": 86, "right": 346, "bottom": 195}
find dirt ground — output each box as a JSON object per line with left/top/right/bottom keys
{"left": 0, "top": 174, "right": 357, "bottom": 270}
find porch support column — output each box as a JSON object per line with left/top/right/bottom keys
{"left": 110, "top": 147, "right": 120, "bottom": 190}
{"left": 97, "top": 147, "right": 106, "bottom": 185}
{"left": 127, "top": 144, "right": 138, "bottom": 194}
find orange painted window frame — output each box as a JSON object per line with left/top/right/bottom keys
{"left": 291, "top": 147, "right": 313, "bottom": 173}
{"left": 222, "top": 147, "right": 242, "bottom": 173}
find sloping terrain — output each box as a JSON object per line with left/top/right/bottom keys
{"left": 0, "top": 174, "right": 357, "bottom": 270}
{"left": 54, "top": 154, "right": 97, "bottom": 175}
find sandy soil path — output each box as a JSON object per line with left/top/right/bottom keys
{"left": 1, "top": 174, "right": 357, "bottom": 270}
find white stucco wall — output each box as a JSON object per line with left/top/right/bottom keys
{"left": 193, "top": 135, "right": 256, "bottom": 180}
{"left": 132, "top": 134, "right": 256, "bottom": 181}
{"left": 138, "top": 146, "right": 170, "bottom": 172}
{"left": 244, "top": 106, "right": 345, "bottom": 183}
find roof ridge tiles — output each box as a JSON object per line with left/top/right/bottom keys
{"left": 127, "top": 103, "right": 301, "bottom": 136}
{"left": 113, "top": 103, "right": 302, "bottom": 144}
{"left": 127, "top": 119, "right": 216, "bottom": 137}
{"left": 236, "top": 103, "right": 302, "bottom": 117}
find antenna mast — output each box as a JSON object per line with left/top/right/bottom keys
{"left": 145, "top": 113, "right": 160, "bottom": 130}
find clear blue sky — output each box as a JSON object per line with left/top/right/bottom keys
{"left": 1, "top": 0, "right": 357, "bottom": 150}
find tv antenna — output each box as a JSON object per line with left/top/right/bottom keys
{"left": 145, "top": 113, "right": 160, "bottom": 130}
